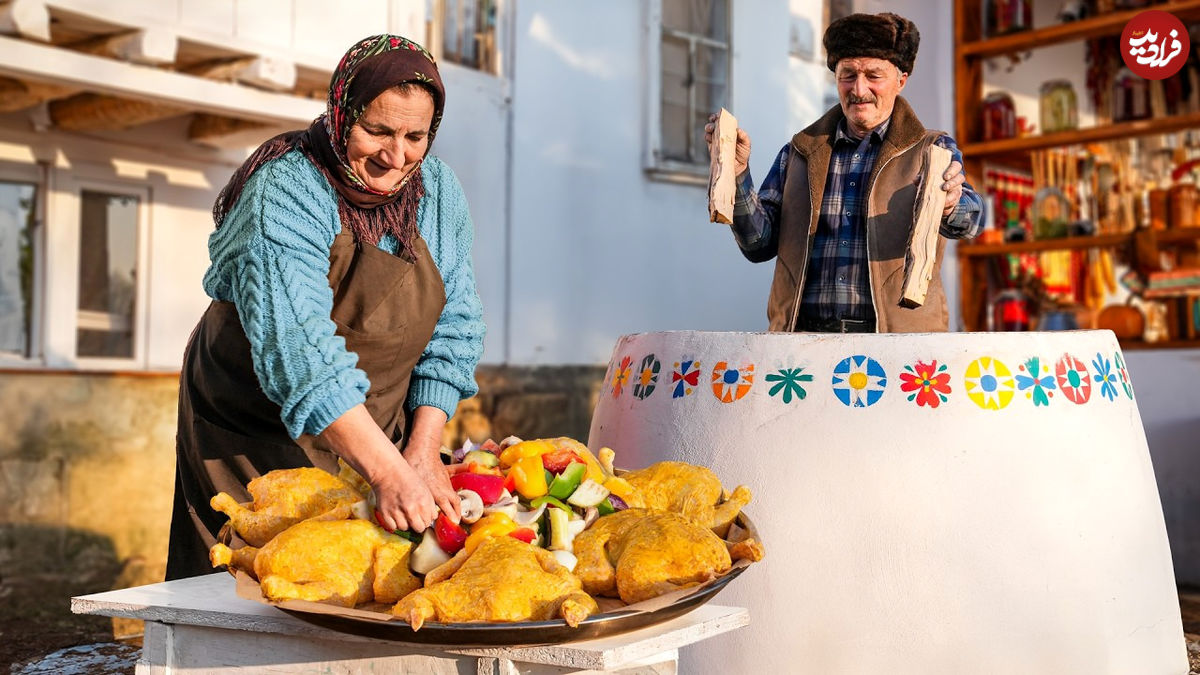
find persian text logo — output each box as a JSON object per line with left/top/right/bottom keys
{"left": 1120, "top": 10, "right": 1189, "bottom": 80}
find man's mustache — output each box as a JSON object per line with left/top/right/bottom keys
{"left": 845, "top": 94, "right": 877, "bottom": 104}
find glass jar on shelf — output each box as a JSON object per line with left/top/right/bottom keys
{"left": 1039, "top": 80, "right": 1078, "bottom": 134}
{"left": 986, "top": 0, "right": 1032, "bottom": 37}
{"left": 1113, "top": 68, "right": 1151, "bottom": 122}
{"left": 982, "top": 92, "right": 1016, "bottom": 141}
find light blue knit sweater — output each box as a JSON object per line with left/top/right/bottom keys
{"left": 203, "top": 149, "right": 485, "bottom": 438}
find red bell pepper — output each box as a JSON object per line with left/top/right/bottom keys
{"left": 434, "top": 513, "right": 468, "bottom": 555}
{"left": 508, "top": 527, "right": 537, "bottom": 544}
{"left": 449, "top": 472, "right": 505, "bottom": 504}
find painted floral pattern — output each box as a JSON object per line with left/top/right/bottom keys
{"left": 671, "top": 360, "right": 701, "bottom": 398}
{"left": 1015, "top": 356, "right": 1056, "bottom": 407}
{"left": 766, "top": 367, "right": 813, "bottom": 404}
{"left": 1115, "top": 351, "right": 1134, "bottom": 399}
{"left": 611, "top": 356, "right": 632, "bottom": 399}
{"left": 711, "top": 361, "right": 755, "bottom": 403}
{"left": 832, "top": 355, "right": 887, "bottom": 407}
{"left": 1092, "top": 353, "right": 1119, "bottom": 401}
{"left": 1055, "top": 354, "right": 1091, "bottom": 404}
{"left": 964, "top": 356, "right": 1015, "bottom": 410}
{"left": 633, "top": 354, "right": 661, "bottom": 400}
{"left": 899, "top": 360, "right": 951, "bottom": 408}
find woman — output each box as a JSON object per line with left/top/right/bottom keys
{"left": 166, "top": 35, "right": 484, "bottom": 580}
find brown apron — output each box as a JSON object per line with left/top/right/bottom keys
{"left": 166, "top": 229, "right": 446, "bottom": 580}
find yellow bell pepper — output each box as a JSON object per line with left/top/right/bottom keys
{"left": 464, "top": 512, "right": 517, "bottom": 553}
{"left": 569, "top": 444, "right": 610, "bottom": 485}
{"left": 498, "top": 439, "right": 556, "bottom": 468}
{"left": 510, "top": 454, "right": 549, "bottom": 500}
{"left": 602, "top": 476, "right": 642, "bottom": 507}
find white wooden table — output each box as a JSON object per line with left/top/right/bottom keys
{"left": 72, "top": 573, "right": 749, "bottom": 674}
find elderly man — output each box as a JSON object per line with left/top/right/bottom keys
{"left": 707, "top": 12, "right": 983, "bottom": 333}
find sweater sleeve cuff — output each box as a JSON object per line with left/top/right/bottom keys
{"left": 300, "top": 388, "right": 367, "bottom": 438}
{"left": 407, "top": 376, "right": 463, "bottom": 420}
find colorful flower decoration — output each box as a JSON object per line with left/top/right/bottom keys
{"left": 711, "top": 361, "right": 754, "bottom": 403}
{"left": 671, "top": 359, "right": 701, "bottom": 398}
{"left": 963, "top": 356, "right": 1015, "bottom": 410}
{"left": 898, "top": 360, "right": 951, "bottom": 408}
{"left": 611, "top": 355, "right": 632, "bottom": 399}
{"left": 1055, "top": 354, "right": 1091, "bottom": 404}
{"left": 1015, "top": 356, "right": 1056, "bottom": 407}
{"left": 1115, "top": 351, "right": 1134, "bottom": 399}
{"left": 1092, "top": 353, "right": 1118, "bottom": 402}
{"left": 832, "top": 355, "right": 887, "bottom": 407}
{"left": 765, "top": 367, "right": 813, "bottom": 404}
{"left": 633, "top": 354, "right": 661, "bottom": 400}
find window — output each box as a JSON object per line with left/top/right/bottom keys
{"left": 430, "top": 0, "right": 497, "bottom": 74}
{"left": 76, "top": 190, "right": 139, "bottom": 359}
{"left": 647, "top": 0, "right": 731, "bottom": 181}
{"left": 0, "top": 180, "right": 37, "bottom": 358}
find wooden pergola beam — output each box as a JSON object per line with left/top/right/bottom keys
{"left": 48, "top": 92, "right": 185, "bottom": 131}
{"left": 187, "top": 113, "right": 275, "bottom": 148}
{"left": 72, "top": 28, "right": 177, "bottom": 65}
{"left": 0, "top": 75, "right": 72, "bottom": 112}
{"left": 0, "top": 0, "right": 49, "bottom": 42}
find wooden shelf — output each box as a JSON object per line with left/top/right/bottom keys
{"left": 957, "top": 0, "right": 1200, "bottom": 59}
{"left": 1118, "top": 338, "right": 1200, "bottom": 351}
{"left": 958, "top": 228, "right": 1200, "bottom": 257}
{"left": 961, "top": 111, "right": 1200, "bottom": 160}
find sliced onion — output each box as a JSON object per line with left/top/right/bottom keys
{"left": 607, "top": 494, "right": 629, "bottom": 511}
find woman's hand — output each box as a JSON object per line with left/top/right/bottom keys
{"left": 319, "top": 404, "right": 437, "bottom": 532}
{"left": 403, "top": 406, "right": 462, "bottom": 524}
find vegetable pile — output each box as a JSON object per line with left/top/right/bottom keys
{"left": 390, "top": 437, "right": 639, "bottom": 576}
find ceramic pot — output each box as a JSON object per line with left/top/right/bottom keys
{"left": 588, "top": 330, "right": 1184, "bottom": 675}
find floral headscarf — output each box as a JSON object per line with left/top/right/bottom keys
{"left": 214, "top": 35, "right": 445, "bottom": 254}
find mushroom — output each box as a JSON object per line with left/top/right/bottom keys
{"left": 483, "top": 490, "right": 519, "bottom": 519}
{"left": 498, "top": 435, "right": 524, "bottom": 450}
{"left": 597, "top": 446, "right": 616, "bottom": 476}
{"left": 456, "top": 489, "right": 485, "bottom": 524}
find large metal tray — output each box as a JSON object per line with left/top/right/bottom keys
{"left": 280, "top": 564, "right": 747, "bottom": 647}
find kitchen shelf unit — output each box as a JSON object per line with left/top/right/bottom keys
{"left": 952, "top": 0, "right": 1200, "bottom": 346}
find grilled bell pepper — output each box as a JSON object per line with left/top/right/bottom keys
{"left": 510, "top": 454, "right": 550, "bottom": 500}
{"left": 508, "top": 527, "right": 537, "bottom": 544}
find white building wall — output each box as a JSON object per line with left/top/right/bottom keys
{"left": 505, "top": 0, "right": 802, "bottom": 366}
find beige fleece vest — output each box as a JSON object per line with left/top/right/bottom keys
{"left": 766, "top": 96, "right": 950, "bottom": 333}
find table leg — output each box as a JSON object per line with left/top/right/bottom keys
{"left": 483, "top": 648, "right": 679, "bottom": 675}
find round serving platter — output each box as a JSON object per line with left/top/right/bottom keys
{"left": 280, "top": 564, "right": 746, "bottom": 647}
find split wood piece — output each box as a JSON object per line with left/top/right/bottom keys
{"left": 708, "top": 108, "right": 737, "bottom": 224}
{"left": 901, "top": 143, "right": 954, "bottom": 309}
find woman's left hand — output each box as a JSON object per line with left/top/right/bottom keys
{"left": 404, "top": 406, "right": 462, "bottom": 523}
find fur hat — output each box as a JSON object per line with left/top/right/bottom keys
{"left": 824, "top": 12, "right": 920, "bottom": 75}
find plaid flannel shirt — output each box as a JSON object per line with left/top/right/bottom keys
{"left": 732, "top": 119, "right": 983, "bottom": 324}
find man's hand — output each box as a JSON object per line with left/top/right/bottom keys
{"left": 942, "top": 160, "right": 966, "bottom": 216}
{"left": 403, "top": 406, "right": 461, "bottom": 524}
{"left": 704, "top": 112, "right": 752, "bottom": 177}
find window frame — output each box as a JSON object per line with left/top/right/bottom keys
{"left": 0, "top": 162, "right": 45, "bottom": 367}
{"left": 46, "top": 175, "right": 151, "bottom": 371}
{"left": 427, "top": 0, "right": 502, "bottom": 76}
{"left": 643, "top": 0, "right": 733, "bottom": 185}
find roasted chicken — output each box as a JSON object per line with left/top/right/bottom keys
{"left": 210, "top": 467, "right": 366, "bottom": 547}
{"left": 210, "top": 518, "right": 420, "bottom": 607}
{"left": 572, "top": 508, "right": 734, "bottom": 604}
{"left": 622, "top": 461, "right": 751, "bottom": 537}
{"left": 391, "top": 535, "right": 599, "bottom": 630}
